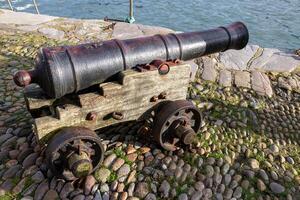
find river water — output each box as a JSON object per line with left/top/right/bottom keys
{"left": 1, "top": 0, "right": 299, "bottom": 50}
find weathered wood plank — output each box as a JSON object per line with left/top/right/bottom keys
{"left": 28, "top": 63, "right": 191, "bottom": 142}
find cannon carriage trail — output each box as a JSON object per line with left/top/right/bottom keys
{"left": 0, "top": 9, "right": 299, "bottom": 200}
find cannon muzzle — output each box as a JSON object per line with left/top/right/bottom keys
{"left": 14, "top": 22, "right": 249, "bottom": 98}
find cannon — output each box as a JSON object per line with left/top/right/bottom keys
{"left": 14, "top": 22, "right": 249, "bottom": 179}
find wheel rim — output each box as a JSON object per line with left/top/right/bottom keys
{"left": 46, "top": 127, "right": 104, "bottom": 179}
{"left": 152, "top": 100, "right": 202, "bottom": 151}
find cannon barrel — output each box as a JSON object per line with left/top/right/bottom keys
{"left": 14, "top": 22, "right": 249, "bottom": 98}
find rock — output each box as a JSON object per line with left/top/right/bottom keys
{"left": 178, "top": 193, "right": 188, "bottom": 200}
{"left": 0, "top": 133, "right": 12, "bottom": 145}
{"left": 93, "top": 191, "right": 102, "bottom": 200}
{"left": 257, "top": 179, "right": 266, "bottom": 191}
{"left": 258, "top": 169, "right": 269, "bottom": 182}
{"left": 194, "top": 181, "right": 205, "bottom": 191}
{"left": 100, "top": 183, "right": 109, "bottom": 193}
{"left": 201, "top": 57, "right": 218, "bottom": 82}
{"left": 34, "top": 180, "right": 49, "bottom": 200}
{"left": 251, "top": 71, "right": 273, "bottom": 97}
{"left": 224, "top": 174, "right": 232, "bottom": 186}
{"left": 103, "top": 154, "right": 117, "bottom": 167}
{"left": 59, "top": 182, "right": 74, "bottom": 198}
{"left": 269, "top": 182, "right": 285, "bottom": 194}
{"left": 159, "top": 180, "right": 170, "bottom": 198}
{"left": 223, "top": 188, "right": 233, "bottom": 199}
{"left": 248, "top": 158, "right": 260, "bottom": 169}
{"left": 144, "top": 193, "right": 156, "bottom": 200}
{"left": 111, "top": 158, "right": 125, "bottom": 171}
{"left": 220, "top": 45, "right": 260, "bottom": 70}
{"left": 2, "top": 164, "right": 21, "bottom": 179}
{"left": 94, "top": 168, "right": 110, "bottom": 183}
{"left": 271, "top": 171, "right": 278, "bottom": 181}
{"left": 134, "top": 182, "right": 149, "bottom": 198}
{"left": 191, "top": 191, "right": 203, "bottom": 200}
{"left": 22, "top": 152, "right": 39, "bottom": 168}
{"left": 112, "top": 22, "right": 173, "bottom": 40}
{"left": 126, "top": 153, "right": 138, "bottom": 162}
{"left": 234, "top": 71, "right": 251, "bottom": 88}
{"left": 219, "top": 69, "right": 232, "bottom": 87}
{"left": 84, "top": 175, "right": 96, "bottom": 195}
{"left": 117, "top": 164, "right": 130, "bottom": 180}
{"left": 221, "top": 163, "right": 230, "bottom": 175}
{"left": 202, "top": 188, "right": 212, "bottom": 198}
{"left": 22, "top": 183, "right": 38, "bottom": 196}
{"left": 259, "top": 50, "right": 300, "bottom": 72}
{"left": 233, "top": 186, "right": 242, "bottom": 198}
{"left": 205, "top": 165, "right": 214, "bottom": 177}
{"left": 12, "top": 177, "right": 27, "bottom": 194}
{"left": 269, "top": 144, "right": 279, "bottom": 153}
{"left": 286, "top": 157, "right": 295, "bottom": 164}
{"left": 43, "top": 189, "right": 59, "bottom": 200}
{"left": 31, "top": 171, "right": 45, "bottom": 183}
{"left": 127, "top": 182, "right": 135, "bottom": 196}
{"left": 126, "top": 170, "right": 136, "bottom": 184}
{"left": 38, "top": 27, "right": 65, "bottom": 40}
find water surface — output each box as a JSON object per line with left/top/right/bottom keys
{"left": 1, "top": 0, "right": 299, "bottom": 50}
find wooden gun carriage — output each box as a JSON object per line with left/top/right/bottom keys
{"left": 14, "top": 22, "right": 249, "bottom": 179}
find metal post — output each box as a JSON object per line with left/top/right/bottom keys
{"left": 125, "top": 0, "right": 135, "bottom": 23}
{"left": 6, "top": 0, "right": 14, "bottom": 11}
{"left": 32, "top": 0, "right": 40, "bottom": 14}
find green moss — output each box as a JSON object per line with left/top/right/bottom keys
{"left": 107, "top": 171, "right": 117, "bottom": 183}
{"left": 208, "top": 152, "right": 225, "bottom": 159}
{"left": 0, "top": 193, "right": 15, "bottom": 200}
{"left": 11, "top": 176, "right": 21, "bottom": 186}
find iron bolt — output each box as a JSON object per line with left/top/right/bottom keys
{"left": 86, "top": 112, "right": 97, "bottom": 121}
{"left": 112, "top": 111, "right": 124, "bottom": 120}
{"left": 150, "top": 95, "right": 158, "bottom": 102}
{"left": 158, "top": 92, "right": 167, "bottom": 99}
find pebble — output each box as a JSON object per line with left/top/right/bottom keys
{"left": 191, "top": 191, "right": 203, "bottom": 200}
{"left": 248, "top": 158, "right": 260, "bottom": 169}
{"left": 178, "top": 193, "right": 188, "bottom": 200}
{"left": 111, "top": 158, "right": 125, "bottom": 171}
{"left": 221, "top": 163, "right": 230, "bottom": 175}
{"left": 31, "top": 170, "right": 44, "bottom": 183}
{"left": 269, "top": 182, "right": 285, "bottom": 194}
{"left": 134, "top": 182, "right": 149, "bottom": 198}
{"left": 84, "top": 175, "right": 96, "bottom": 195}
{"left": 34, "top": 180, "right": 49, "bottom": 200}
{"left": 94, "top": 167, "right": 111, "bottom": 183}
{"left": 257, "top": 179, "right": 266, "bottom": 191}
{"left": 194, "top": 181, "right": 205, "bottom": 191}
{"left": 100, "top": 183, "right": 109, "bottom": 193}
{"left": 117, "top": 163, "right": 130, "bottom": 180}
{"left": 144, "top": 193, "right": 156, "bottom": 200}
{"left": 205, "top": 165, "right": 214, "bottom": 177}
{"left": 232, "top": 186, "right": 242, "bottom": 198}
{"left": 59, "top": 182, "right": 74, "bottom": 199}
{"left": 159, "top": 180, "right": 170, "bottom": 198}
{"left": 43, "top": 189, "right": 59, "bottom": 200}
{"left": 103, "top": 154, "right": 117, "bottom": 167}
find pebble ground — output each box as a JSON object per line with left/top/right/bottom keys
{"left": 0, "top": 20, "right": 299, "bottom": 200}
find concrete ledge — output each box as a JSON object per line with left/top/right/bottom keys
{"left": 0, "top": 9, "right": 57, "bottom": 25}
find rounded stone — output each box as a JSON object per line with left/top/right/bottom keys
{"left": 269, "top": 182, "right": 285, "bottom": 194}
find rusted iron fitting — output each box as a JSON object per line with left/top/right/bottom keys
{"left": 112, "top": 111, "right": 124, "bottom": 120}
{"left": 158, "top": 92, "right": 167, "bottom": 99}
{"left": 150, "top": 95, "right": 159, "bottom": 102}
{"left": 151, "top": 60, "right": 170, "bottom": 75}
{"left": 86, "top": 112, "right": 97, "bottom": 121}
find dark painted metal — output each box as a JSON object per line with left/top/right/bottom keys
{"left": 14, "top": 22, "right": 249, "bottom": 98}
{"left": 152, "top": 100, "right": 202, "bottom": 151}
{"left": 46, "top": 127, "right": 104, "bottom": 179}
